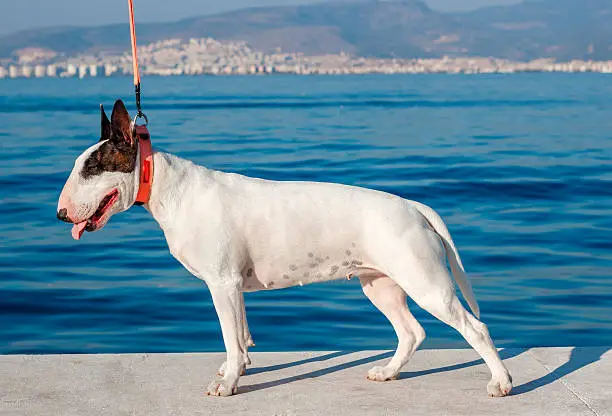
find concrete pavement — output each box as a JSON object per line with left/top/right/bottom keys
{"left": 1, "top": 347, "right": 610, "bottom": 415}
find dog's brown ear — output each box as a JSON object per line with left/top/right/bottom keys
{"left": 110, "top": 99, "right": 134, "bottom": 146}
{"left": 100, "top": 104, "right": 111, "bottom": 141}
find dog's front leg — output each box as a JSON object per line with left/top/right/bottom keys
{"left": 206, "top": 282, "right": 246, "bottom": 397}
{"left": 218, "top": 294, "right": 253, "bottom": 377}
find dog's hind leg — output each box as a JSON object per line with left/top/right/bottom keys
{"left": 415, "top": 288, "right": 512, "bottom": 397}
{"left": 360, "top": 274, "right": 425, "bottom": 381}
{"left": 242, "top": 300, "right": 255, "bottom": 348}
{"left": 384, "top": 229, "right": 512, "bottom": 397}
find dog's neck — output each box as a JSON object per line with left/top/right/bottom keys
{"left": 142, "top": 150, "right": 214, "bottom": 231}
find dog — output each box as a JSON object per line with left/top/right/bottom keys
{"left": 57, "top": 100, "right": 512, "bottom": 397}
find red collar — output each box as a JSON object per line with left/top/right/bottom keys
{"left": 133, "top": 124, "right": 153, "bottom": 206}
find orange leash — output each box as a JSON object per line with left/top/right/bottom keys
{"left": 127, "top": 0, "right": 145, "bottom": 121}
{"left": 127, "top": 0, "right": 153, "bottom": 206}
{"left": 128, "top": 0, "right": 140, "bottom": 88}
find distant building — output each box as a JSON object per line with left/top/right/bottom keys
{"left": 65, "top": 64, "right": 77, "bottom": 77}
{"left": 46, "top": 65, "right": 57, "bottom": 77}
{"left": 104, "top": 64, "right": 117, "bottom": 77}
{"left": 34, "top": 65, "right": 46, "bottom": 78}
{"left": 78, "top": 65, "right": 87, "bottom": 79}
{"left": 22, "top": 65, "right": 33, "bottom": 78}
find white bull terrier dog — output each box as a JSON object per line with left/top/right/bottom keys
{"left": 57, "top": 100, "right": 512, "bottom": 397}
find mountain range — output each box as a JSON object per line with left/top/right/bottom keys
{"left": 1, "top": 0, "right": 611, "bottom": 61}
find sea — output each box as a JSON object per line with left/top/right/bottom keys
{"left": 0, "top": 74, "right": 611, "bottom": 354}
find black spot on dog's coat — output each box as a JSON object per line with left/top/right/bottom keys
{"left": 81, "top": 140, "right": 137, "bottom": 179}
{"left": 81, "top": 100, "right": 137, "bottom": 180}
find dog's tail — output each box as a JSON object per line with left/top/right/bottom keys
{"left": 409, "top": 201, "right": 481, "bottom": 319}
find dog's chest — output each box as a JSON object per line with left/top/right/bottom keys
{"left": 241, "top": 247, "right": 365, "bottom": 292}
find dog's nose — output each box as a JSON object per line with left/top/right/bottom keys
{"left": 57, "top": 208, "right": 71, "bottom": 223}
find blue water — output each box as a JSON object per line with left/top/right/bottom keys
{"left": 1, "top": 74, "right": 611, "bottom": 354}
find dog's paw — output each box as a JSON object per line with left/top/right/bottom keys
{"left": 487, "top": 374, "right": 513, "bottom": 397}
{"left": 366, "top": 365, "right": 399, "bottom": 382}
{"left": 206, "top": 378, "right": 238, "bottom": 397}
{"left": 217, "top": 361, "right": 247, "bottom": 377}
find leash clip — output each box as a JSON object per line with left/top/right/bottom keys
{"left": 133, "top": 82, "right": 148, "bottom": 126}
{"left": 133, "top": 112, "right": 148, "bottom": 127}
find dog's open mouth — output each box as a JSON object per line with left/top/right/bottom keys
{"left": 72, "top": 189, "right": 119, "bottom": 240}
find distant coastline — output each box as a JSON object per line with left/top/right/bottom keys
{"left": 2, "top": 38, "right": 612, "bottom": 79}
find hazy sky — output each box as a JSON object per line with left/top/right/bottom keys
{"left": 0, "top": 0, "right": 522, "bottom": 36}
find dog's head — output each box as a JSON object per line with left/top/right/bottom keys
{"left": 57, "top": 100, "right": 140, "bottom": 240}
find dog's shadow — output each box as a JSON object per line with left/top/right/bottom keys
{"left": 240, "top": 350, "right": 393, "bottom": 393}
{"left": 511, "top": 346, "right": 610, "bottom": 395}
{"left": 240, "top": 346, "right": 610, "bottom": 395}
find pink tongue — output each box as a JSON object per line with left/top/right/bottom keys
{"left": 72, "top": 221, "right": 87, "bottom": 240}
